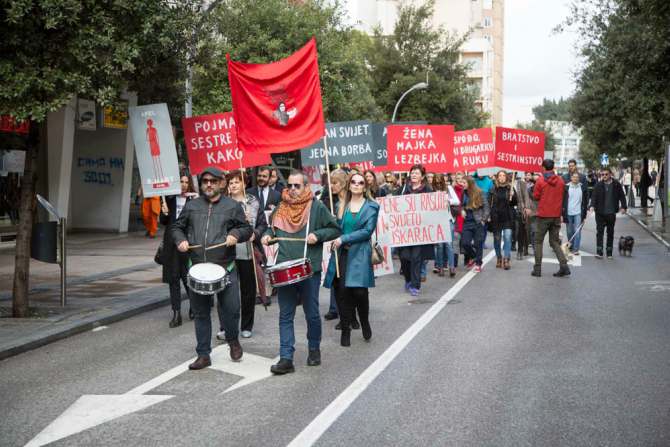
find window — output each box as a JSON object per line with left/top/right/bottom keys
{"left": 483, "top": 0, "right": 493, "bottom": 9}
{"left": 483, "top": 16, "right": 492, "bottom": 28}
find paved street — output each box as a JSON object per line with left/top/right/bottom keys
{"left": 1, "top": 214, "right": 669, "bottom": 447}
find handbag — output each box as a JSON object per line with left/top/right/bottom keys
{"left": 370, "top": 228, "right": 385, "bottom": 265}
{"left": 154, "top": 241, "right": 164, "bottom": 265}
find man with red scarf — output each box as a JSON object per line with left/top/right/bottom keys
{"left": 261, "top": 170, "right": 340, "bottom": 375}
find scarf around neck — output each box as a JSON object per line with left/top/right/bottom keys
{"left": 273, "top": 188, "right": 314, "bottom": 233}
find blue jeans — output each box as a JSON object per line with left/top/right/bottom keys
{"left": 462, "top": 223, "right": 485, "bottom": 266}
{"left": 435, "top": 225, "right": 455, "bottom": 269}
{"left": 190, "top": 268, "right": 240, "bottom": 356}
{"left": 277, "top": 274, "right": 322, "bottom": 360}
{"left": 566, "top": 214, "right": 582, "bottom": 251}
{"left": 420, "top": 261, "right": 427, "bottom": 279}
{"left": 328, "top": 288, "right": 338, "bottom": 315}
{"left": 493, "top": 228, "right": 513, "bottom": 258}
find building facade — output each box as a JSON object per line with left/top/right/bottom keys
{"left": 546, "top": 120, "right": 583, "bottom": 170}
{"left": 343, "top": 0, "right": 504, "bottom": 126}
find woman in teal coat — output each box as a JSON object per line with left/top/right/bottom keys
{"left": 324, "top": 172, "right": 380, "bottom": 347}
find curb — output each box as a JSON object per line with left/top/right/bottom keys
{"left": 0, "top": 290, "right": 170, "bottom": 362}
{"left": 627, "top": 214, "right": 670, "bottom": 250}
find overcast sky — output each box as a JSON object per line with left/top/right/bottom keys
{"left": 502, "top": 0, "right": 579, "bottom": 125}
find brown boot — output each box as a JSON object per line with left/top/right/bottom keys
{"left": 229, "top": 339, "right": 243, "bottom": 362}
{"left": 188, "top": 355, "right": 211, "bottom": 370}
{"left": 503, "top": 258, "right": 511, "bottom": 270}
{"left": 496, "top": 257, "right": 502, "bottom": 268}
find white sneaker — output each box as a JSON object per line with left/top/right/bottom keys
{"left": 241, "top": 330, "right": 252, "bottom": 338}
{"left": 216, "top": 330, "right": 226, "bottom": 341}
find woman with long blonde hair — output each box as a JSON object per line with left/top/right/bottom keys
{"left": 460, "top": 177, "right": 489, "bottom": 272}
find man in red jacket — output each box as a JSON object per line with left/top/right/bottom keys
{"left": 531, "top": 159, "right": 570, "bottom": 277}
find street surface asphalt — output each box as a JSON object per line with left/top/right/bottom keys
{"left": 1, "top": 214, "right": 669, "bottom": 447}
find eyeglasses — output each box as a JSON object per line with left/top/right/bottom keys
{"left": 202, "top": 178, "right": 219, "bottom": 185}
{"left": 350, "top": 180, "right": 365, "bottom": 186}
{"left": 287, "top": 183, "right": 303, "bottom": 189}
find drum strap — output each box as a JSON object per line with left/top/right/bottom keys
{"left": 303, "top": 206, "right": 311, "bottom": 259}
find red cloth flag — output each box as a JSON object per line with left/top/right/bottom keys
{"left": 494, "top": 127, "right": 545, "bottom": 171}
{"left": 227, "top": 38, "right": 325, "bottom": 153}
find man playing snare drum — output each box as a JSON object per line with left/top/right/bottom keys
{"left": 172, "top": 166, "right": 252, "bottom": 370}
{"left": 261, "top": 170, "right": 340, "bottom": 374}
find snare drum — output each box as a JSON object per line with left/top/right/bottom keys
{"left": 187, "top": 262, "right": 230, "bottom": 295}
{"left": 265, "top": 258, "right": 313, "bottom": 288}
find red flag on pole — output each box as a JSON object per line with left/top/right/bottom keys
{"left": 226, "top": 38, "right": 325, "bottom": 154}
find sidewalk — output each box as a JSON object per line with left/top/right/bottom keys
{"left": 626, "top": 199, "right": 669, "bottom": 249}
{"left": 0, "top": 230, "right": 171, "bottom": 361}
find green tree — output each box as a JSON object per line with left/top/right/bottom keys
{"left": 366, "top": 0, "right": 486, "bottom": 129}
{"left": 532, "top": 97, "right": 572, "bottom": 124}
{"left": 0, "top": 0, "right": 199, "bottom": 317}
{"left": 192, "top": 0, "right": 380, "bottom": 122}
{"left": 562, "top": 0, "right": 670, "bottom": 160}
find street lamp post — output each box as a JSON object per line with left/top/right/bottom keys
{"left": 391, "top": 82, "right": 428, "bottom": 123}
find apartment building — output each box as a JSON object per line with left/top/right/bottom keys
{"left": 343, "top": 0, "right": 505, "bottom": 126}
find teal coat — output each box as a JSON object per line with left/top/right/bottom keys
{"left": 323, "top": 199, "right": 380, "bottom": 289}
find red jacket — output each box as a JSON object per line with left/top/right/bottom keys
{"left": 533, "top": 172, "right": 565, "bottom": 218}
{"left": 453, "top": 184, "right": 465, "bottom": 233}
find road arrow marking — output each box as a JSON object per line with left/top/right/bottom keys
{"left": 25, "top": 394, "right": 172, "bottom": 447}
{"left": 26, "top": 344, "right": 276, "bottom": 446}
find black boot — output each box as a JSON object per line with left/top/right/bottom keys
{"left": 307, "top": 349, "right": 321, "bottom": 366}
{"left": 270, "top": 358, "right": 295, "bottom": 375}
{"left": 553, "top": 265, "right": 571, "bottom": 277}
{"left": 531, "top": 266, "right": 542, "bottom": 277}
{"left": 169, "top": 310, "right": 182, "bottom": 328}
{"left": 351, "top": 318, "right": 360, "bottom": 330}
{"left": 361, "top": 320, "right": 372, "bottom": 341}
{"left": 340, "top": 328, "right": 351, "bottom": 347}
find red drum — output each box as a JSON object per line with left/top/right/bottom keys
{"left": 266, "top": 258, "right": 313, "bottom": 287}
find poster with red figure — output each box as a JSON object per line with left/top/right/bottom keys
{"left": 451, "top": 128, "right": 495, "bottom": 172}
{"left": 494, "top": 126, "right": 545, "bottom": 171}
{"left": 182, "top": 112, "right": 271, "bottom": 174}
{"left": 128, "top": 103, "right": 181, "bottom": 197}
{"left": 386, "top": 125, "right": 455, "bottom": 172}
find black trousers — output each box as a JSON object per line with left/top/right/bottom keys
{"left": 595, "top": 213, "right": 616, "bottom": 254}
{"left": 236, "top": 259, "right": 256, "bottom": 332}
{"left": 516, "top": 216, "right": 529, "bottom": 255}
{"left": 169, "top": 275, "right": 188, "bottom": 311}
{"left": 334, "top": 276, "right": 369, "bottom": 332}
{"left": 400, "top": 252, "right": 423, "bottom": 289}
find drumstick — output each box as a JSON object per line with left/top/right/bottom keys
{"left": 269, "top": 237, "right": 306, "bottom": 242}
{"left": 187, "top": 241, "right": 229, "bottom": 251}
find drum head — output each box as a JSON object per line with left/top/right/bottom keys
{"left": 189, "top": 263, "right": 225, "bottom": 281}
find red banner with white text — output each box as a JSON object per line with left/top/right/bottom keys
{"left": 386, "top": 125, "right": 454, "bottom": 172}
{"left": 182, "top": 112, "right": 271, "bottom": 175}
{"left": 451, "top": 128, "right": 495, "bottom": 172}
{"left": 494, "top": 127, "right": 545, "bottom": 171}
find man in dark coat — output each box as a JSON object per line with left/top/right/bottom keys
{"left": 589, "top": 167, "right": 627, "bottom": 259}
{"left": 248, "top": 166, "right": 281, "bottom": 211}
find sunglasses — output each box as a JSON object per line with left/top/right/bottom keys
{"left": 202, "top": 178, "right": 219, "bottom": 185}
{"left": 350, "top": 180, "right": 365, "bottom": 186}
{"left": 287, "top": 183, "right": 303, "bottom": 189}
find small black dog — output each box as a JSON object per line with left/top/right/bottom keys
{"left": 618, "top": 236, "right": 635, "bottom": 256}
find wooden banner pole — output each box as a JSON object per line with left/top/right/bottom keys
{"left": 323, "top": 135, "right": 340, "bottom": 278}
{"left": 239, "top": 160, "right": 261, "bottom": 301}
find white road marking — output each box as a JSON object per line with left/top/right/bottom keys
{"left": 26, "top": 344, "right": 276, "bottom": 446}
{"left": 91, "top": 326, "right": 108, "bottom": 332}
{"left": 286, "top": 250, "right": 497, "bottom": 447}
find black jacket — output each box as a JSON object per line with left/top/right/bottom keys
{"left": 160, "top": 195, "right": 192, "bottom": 283}
{"left": 247, "top": 186, "right": 281, "bottom": 211}
{"left": 562, "top": 182, "right": 588, "bottom": 222}
{"left": 488, "top": 184, "right": 517, "bottom": 230}
{"left": 171, "top": 195, "right": 253, "bottom": 266}
{"left": 589, "top": 179, "right": 627, "bottom": 215}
